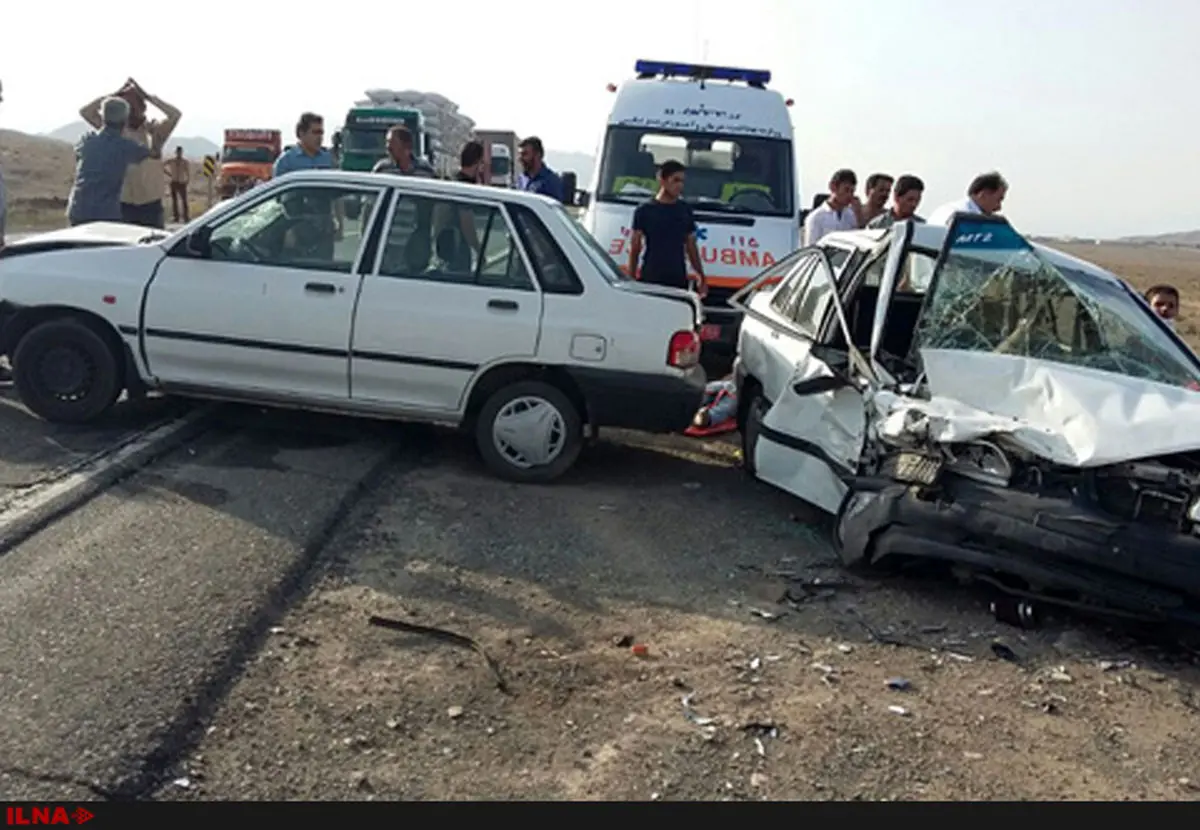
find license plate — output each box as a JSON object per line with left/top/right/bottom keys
{"left": 700, "top": 324, "right": 722, "bottom": 341}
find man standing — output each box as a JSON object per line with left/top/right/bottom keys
{"left": 860, "top": 173, "right": 893, "bottom": 227}
{"left": 456, "top": 141, "right": 485, "bottom": 183}
{"left": 516, "top": 137, "right": 564, "bottom": 202}
{"left": 867, "top": 175, "right": 925, "bottom": 229}
{"left": 627, "top": 161, "right": 707, "bottom": 298}
{"left": 79, "top": 78, "right": 180, "bottom": 228}
{"left": 164, "top": 146, "right": 190, "bottom": 223}
{"left": 372, "top": 125, "right": 436, "bottom": 177}
{"left": 804, "top": 169, "right": 860, "bottom": 245}
{"left": 67, "top": 98, "right": 156, "bottom": 227}
{"left": 926, "top": 172, "right": 1008, "bottom": 225}
{"left": 274, "top": 112, "right": 334, "bottom": 176}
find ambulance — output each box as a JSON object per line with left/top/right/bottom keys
{"left": 579, "top": 59, "right": 800, "bottom": 357}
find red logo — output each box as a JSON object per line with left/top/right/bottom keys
{"left": 4, "top": 807, "right": 92, "bottom": 825}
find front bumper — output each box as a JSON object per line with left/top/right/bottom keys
{"left": 568, "top": 365, "right": 707, "bottom": 433}
{"left": 839, "top": 474, "right": 1200, "bottom": 621}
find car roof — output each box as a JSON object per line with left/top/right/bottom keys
{"left": 820, "top": 223, "right": 1123, "bottom": 288}
{"left": 268, "top": 169, "right": 562, "bottom": 208}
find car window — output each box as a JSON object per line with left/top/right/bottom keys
{"left": 792, "top": 256, "right": 835, "bottom": 334}
{"left": 377, "top": 195, "right": 534, "bottom": 291}
{"left": 820, "top": 245, "right": 853, "bottom": 277}
{"left": 769, "top": 253, "right": 819, "bottom": 318}
{"left": 507, "top": 204, "right": 584, "bottom": 295}
{"left": 208, "top": 186, "right": 379, "bottom": 273}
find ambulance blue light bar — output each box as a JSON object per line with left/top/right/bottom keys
{"left": 634, "top": 60, "right": 771, "bottom": 87}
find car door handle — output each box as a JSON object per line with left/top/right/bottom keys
{"left": 305, "top": 282, "right": 337, "bottom": 294}
{"left": 488, "top": 299, "right": 519, "bottom": 311}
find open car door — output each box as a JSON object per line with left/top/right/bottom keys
{"left": 729, "top": 248, "right": 883, "bottom": 514}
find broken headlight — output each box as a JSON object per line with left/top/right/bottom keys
{"left": 944, "top": 441, "right": 1013, "bottom": 487}
{"left": 881, "top": 451, "right": 943, "bottom": 485}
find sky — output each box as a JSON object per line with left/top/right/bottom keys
{"left": 2, "top": 0, "right": 1198, "bottom": 239}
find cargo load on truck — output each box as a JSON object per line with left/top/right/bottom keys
{"left": 217, "top": 128, "right": 282, "bottom": 200}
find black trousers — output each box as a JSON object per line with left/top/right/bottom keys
{"left": 120, "top": 200, "right": 165, "bottom": 229}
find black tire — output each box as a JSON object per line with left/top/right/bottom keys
{"left": 13, "top": 318, "right": 123, "bottom": 424}
{"left": 474, "top": 380, "right": 583, "bottom": 483}
{"left": 740, "top": 387, "right": 767, "bottom": 476}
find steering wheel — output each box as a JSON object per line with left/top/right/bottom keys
{"left": 729, "top": 189, "right": 775, "bottom": 210}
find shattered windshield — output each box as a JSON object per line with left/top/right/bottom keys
{"left": 914, "top": 217, "right": 1200, "bottom": 389}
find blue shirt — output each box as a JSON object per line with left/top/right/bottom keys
{"left": 67, "top": 128, "right": 151, "bottom": 225}
{"left": 273, "top": 144, "right": 335, "bottom": 177}
{"left": 518, "top": 165, "right": 565, "bottom": 202}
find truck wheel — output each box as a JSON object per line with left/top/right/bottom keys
{"left": 13, "top": 319, "right": 123, "bottom": 424}
{"left": 475, "top": 380, "right": 583, "bottom": 483}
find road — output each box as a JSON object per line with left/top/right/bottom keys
{"left": 0, "top": 402, "right": 402, "bottom": 800}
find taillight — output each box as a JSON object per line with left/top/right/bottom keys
{"left": 667, "top": 330, "right": 700, "bottom": 368}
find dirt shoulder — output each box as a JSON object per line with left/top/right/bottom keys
{"left": 157, "top": 429, "right": 1200, "bottom": 801}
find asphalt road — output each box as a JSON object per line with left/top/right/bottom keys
{"left": 0, "top": 386, "right": 193, "bottom": 489}
{"left": 0, "top": 405, "right": 402, "bottom": 800}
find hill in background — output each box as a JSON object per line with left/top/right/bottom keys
{"left": 1118, "top": 229, "right": 1200, "bottom": 247}
{"left": 44, "top": 121, "right": 220, "bottom": 159}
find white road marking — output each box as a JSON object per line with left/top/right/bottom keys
{"left": 0, "top": 405, "right": 214, "bottom": 540}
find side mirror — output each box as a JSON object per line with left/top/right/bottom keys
{"left": 561, "top": 171, "right": 578, "bottom": 205}
{"left": 186, "top": 225, "right": 213, "bottom": 257}
{"left": 577, "top": 190, "right": 591, "bottom": 208}
{"left": 332, "top": 131, "right": 343, "bottom": 150}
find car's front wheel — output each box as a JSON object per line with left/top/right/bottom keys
{"left": 13, "top": 318, "right": 123, "bottom": 424}
{"left": 475, "top": 380, "right": 583, "bottom": 483}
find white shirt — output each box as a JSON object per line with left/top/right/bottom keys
{"left": 926, "top": 197, "right": 983, "bottom": 226}
{"left": 803, "top": 201, "right": 859, "bottom": 246}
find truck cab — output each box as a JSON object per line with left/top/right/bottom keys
{"left": 489, "top": 143, "right": 513, "bottom": 187}
{"left": 217, "top": 129, "right": 282, "bottom": 200}
{"left": 332, "top": 107, "right": 430, "bottom": 172}
{"left": 578, "top": 60, "right": 801, "bottom": 363}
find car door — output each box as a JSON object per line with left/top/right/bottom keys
{"left": 349, "top": 187, "right": 542, "bottom": 413}
{"left": 142, "top": 180, "right": 386, "bottom": 401}
{"left": 730, "top": 246, "right": 879, "bottom": 513}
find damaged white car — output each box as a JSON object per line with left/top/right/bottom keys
{"left": 731, "top": 214, "right": 1200, "bottom": 624}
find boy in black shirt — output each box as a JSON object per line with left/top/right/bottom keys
{"left": 628, "top": 160, "right": 708, "bottom": 297}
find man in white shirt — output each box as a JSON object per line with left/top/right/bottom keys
{"left": 926, "top": 171, "right": 1008, "bottom": 226}
{"left": 804, "top": 169, "right": 859, "bottom": 246}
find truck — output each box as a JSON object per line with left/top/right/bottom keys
{"left": 216, "top": 129, "right": 282, "bottom": 200}
{"left": 474, "top": 130, "right": 519, "bottom": 187}
{"left": 578, "top": 59, "right": 800, "bottom": 364}
{"left": 331, "top": 106, "right": 431, "bottom": 173}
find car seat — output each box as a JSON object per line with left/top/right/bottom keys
{"left": 612, "top": 150, "right": 659, "bottom": 196}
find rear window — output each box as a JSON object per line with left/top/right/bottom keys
{"left": 506, "top": 204, "right": 584, "bottom": 295}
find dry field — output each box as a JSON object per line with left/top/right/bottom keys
{"left": 1, "top": 128, "right": 212, "bottom": 230}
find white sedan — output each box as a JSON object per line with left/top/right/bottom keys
{"left": 0, "top": 172, "right": 707, "bottom": 482}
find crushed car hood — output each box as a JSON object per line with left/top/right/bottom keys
{"left": 879, "top": 348, "right": 1200, "bottom": 467}
{"left": 10, "top": 222, "right": 167, "bottom": 247}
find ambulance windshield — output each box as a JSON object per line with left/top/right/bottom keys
{"left": 596, "top": 126, "right": 794, "bottom": 217}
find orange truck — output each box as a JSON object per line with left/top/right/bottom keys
{"left": 216, "top": 129, "right": 282, "bottom": 200}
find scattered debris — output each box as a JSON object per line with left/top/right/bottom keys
{"left": 172, "top": 777, "right": 191, "bottom": 790}
{"left": 945, "top": 652, "right": 976, "bottom": 663}
{"left": 742, "top": 721, "right": 780, "bottom": 738}
{"left": 1099, "top": 659, "right": 1134, "bottom": 672}
{"left": 681, "top": 693, "right": 718, "bottom": 729}
{"left": 837, "top": 644, "right": 854, "bottom": 654}
{"left": 990, "top": 598, "right": 1040, "bottom": 630}
{"left": 963, "top": 751, "right": 984, "bottom": 761}
{"left": 447, "top": 706, "right": 464, "bottom": 719}
{"left": 990, "top": 642, "right": 1021, "bottom": 663}
{"left": 367, "top": 615, "right": 510, "bottom": 694}
{"left": 753, "top": 737, "right": 766, "bottom": 757}
{"left": 749, "top": 657, "right": 761, "bottom": 671}
{"left": 750, "top": 772, "right": 768, "bottom": 788}
{"left": 885, "top": 677, "right": 913, "bottom": 691}
{"left": 614, "top": 635, "right": 634, "bottom": 648}
{"left": 749, "top": 608, "right": 785, "bottom": 622}
{"left": 1047, "top": 668, "right": 1074, "bottom": 684}
{"left": 887, "top": 705, "right": 911, "bottom": 717}
{"left": 631, "top": 644, "right": 651, "bottom": 658}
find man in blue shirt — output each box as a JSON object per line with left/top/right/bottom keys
{"left": 67, "top": 97, "right": 155, "bottom": 227}
{"left": 273, "top": 112, "right": 334, "bottom": 176}
{"left": 516, "top": 136, "right": 564, "bottom": 202}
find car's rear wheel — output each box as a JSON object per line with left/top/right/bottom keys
{"left": 13, "top": 319, "right": 122, "bottom": 424}
{"left": 475, "top": 380, "right": 583, "bottom": 483}
{"left": 740, "top": 388, "right": 767, "bottom": 476}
